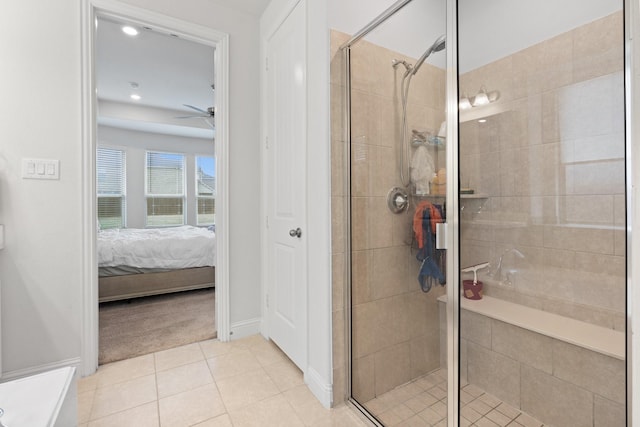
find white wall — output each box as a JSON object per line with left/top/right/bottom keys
{"left": 304, "top": 0, "right": 333, "bottom": 408}
{"left": 0, "top": 0, "right": 261, "bottom": 375}
{"left": 98, "top": 125, "right": 214, "bottom": 228}
{"left": 0, "top": 0, "right": 84, "bottom": 374}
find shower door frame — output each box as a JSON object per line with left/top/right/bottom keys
{"left": 339, "top": 0, "right": 462, "bottom": 425}
{"left": 444, "top": 0, "right": 461, "bottom": 424}
{"left": 625, "top": 0, "right": 635, "bottom": 424}
{"left": 341, "top": 1, "right": 634, "bottom": 426}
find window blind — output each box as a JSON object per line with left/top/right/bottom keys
{"left": 146, "top": 151, "right": 185, "bottom": 227}
{"left": 195, "top": 156, "right": 216, "bottom": 225}
{"left": 97, "top": 147, "right": 126, "bottom": 229}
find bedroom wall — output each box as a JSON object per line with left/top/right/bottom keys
{"left": 98, "top": 125, "right": 214, "bottom": 228}
{"left": 0, "top": 0, "right": 261, "bottom": 375}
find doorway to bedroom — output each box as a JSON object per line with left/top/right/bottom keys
{"left": 94, "top": 12, "right": 218, "bottom": 365}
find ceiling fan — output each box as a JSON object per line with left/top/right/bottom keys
{"left": 177, "top": 104, "right": 215, "bottom": 129}
{"left": 176, "top": 84, "right": 216, "bottom": 129}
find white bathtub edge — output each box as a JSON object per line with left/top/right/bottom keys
{"left": 438, "top": 295, "right": 625, "bottom": 360}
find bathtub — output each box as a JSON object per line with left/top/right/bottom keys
{"left": 438, "top": 295, "right": 625, "bottom": 426}
{"left": 0, "top": 367, "right": 77, "bottom": 426}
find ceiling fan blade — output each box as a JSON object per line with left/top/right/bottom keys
{"left": 174, "top": 115, "right": 215, "bottom": 129}
{"left": 183, "top": 104, "right": 209, "bottom": 114}
{"left": 176, "top": 114, "right": 208, "bottom": 119}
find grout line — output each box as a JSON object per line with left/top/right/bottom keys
{"left": 153, "top": 352, "right": 160, "bottom": 423}
{"left": 87, "top": 400, "right": 158, "bottom": 424}
{"left": 82, "top": 336, "right": 371, "bottom": 427}
{"left": 87, "top": 385, "right": 98, "bottom": 424}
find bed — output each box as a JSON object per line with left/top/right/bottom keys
{"left": 97, "top": 225, "right": 216, "bottom": 302}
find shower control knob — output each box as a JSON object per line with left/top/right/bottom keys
{"left": 289, "top": 227, "right": 302, "bottom": 238}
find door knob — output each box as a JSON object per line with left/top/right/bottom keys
{"left": 289, "top": 227, "right": 302, "bottom": 238}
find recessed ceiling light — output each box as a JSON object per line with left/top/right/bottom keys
{"left": 478, "top": 119, "right": 487, "bottom": 123}
{"left": 122, "top": 26, "right": 138, "bottom": 36}
{"left": 130, "top": 94, "right": 141, "bottom": 101}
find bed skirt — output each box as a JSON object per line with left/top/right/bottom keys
{"left": 99, "top": 266, "right": 215, "bottom": 303}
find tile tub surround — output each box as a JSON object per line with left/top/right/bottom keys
{"left": 438, "top": 296, "right": 625, "bottom": 427}
{"left": 459, "top": 11, "right": 625, "bottom": 330}
{"left": 77, "top": 335, "right": 369, "bottom": 427}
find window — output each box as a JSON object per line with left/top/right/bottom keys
{"left": 146, "top": 151, "right": 185, "bottom": 227}
{"left": 196, "top": 156, "right": 216, "bottom": 225}
{"left": 97, "top": 147, "right": 126, "bottom": 229}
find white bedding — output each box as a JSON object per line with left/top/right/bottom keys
{"left": 98, "top": 225, "right": 216, "bottom": 269}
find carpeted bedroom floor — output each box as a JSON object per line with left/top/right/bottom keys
{"left": 99, "top": 288, "right": 216, "bottom": 365}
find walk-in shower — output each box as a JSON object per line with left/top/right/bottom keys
{"left": 333, "top": 0, "right": 628, "bottom": 426}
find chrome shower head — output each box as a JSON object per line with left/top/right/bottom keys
{"left": 431, "top": 34, "right": 447, "bottom": 53}
{"left": 411, "top": 34, "right": 446, "bottom": 76}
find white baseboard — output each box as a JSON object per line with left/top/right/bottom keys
{"left": 229, "top": 317, "right": 262, "bottom": 340}
{"left": 1, "top": 357, "right": 82, "bottom": 382}
{"left": 305, "top": 366, "right": 332, "bottom": 408}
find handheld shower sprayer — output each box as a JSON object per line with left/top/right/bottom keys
{"left": 411, "top": 34, "right": 446, "bottom": 76}
{"left": 394, "top": 34, "right": 447, "bottom": 189}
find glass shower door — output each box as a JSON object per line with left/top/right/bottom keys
{"left": 342, "top": 0, "right": 451, "bottom": 425}
{"left": 457, "top": 1, "right": 627, "bottom": 426}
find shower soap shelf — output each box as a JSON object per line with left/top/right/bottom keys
{"left": 410, "top": 193, "right": 488, "bottom": 199}
{"left": 411, "top": 193, "right": 488, "bottom": 214}
{"left": 462, "top": 193, "right": 489, "bottom": 199}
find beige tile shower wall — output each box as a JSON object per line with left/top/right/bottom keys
{"left": 440, "top": 302, "right": 626, "bottom": 427}
{"left": 459, "top": 12, "right": 625, "bottom": 330}
{"left": 330, "top": 30, "right": 349, "bottom": 407}
{"left": 330, "top": 30, "right": 447, "bottom": 404}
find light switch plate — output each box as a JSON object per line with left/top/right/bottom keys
{"left": 22, "top": 158, "right": 59, "bottom": 180}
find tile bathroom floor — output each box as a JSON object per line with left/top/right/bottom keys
{"left": 78, "top": 334, "right": 369, "bottom": 427}
{"left": 364, "top": 369, "right": 545, "bottom": 427}
{"left": 78, "top": 334, "right": 545, "bottom": 427}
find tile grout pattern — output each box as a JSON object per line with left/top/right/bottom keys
{"left": 78, "top": 335, "right": 369, "bottom": 427}
{"left": 363, "top": 369, "right": 545, "bottom": 427}
{"left": 78, "top": 335, "right": 545, "bottom": 427}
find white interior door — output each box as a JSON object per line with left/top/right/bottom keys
{"left": 266, "top": 0, "right": 307, "bottom": 370}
